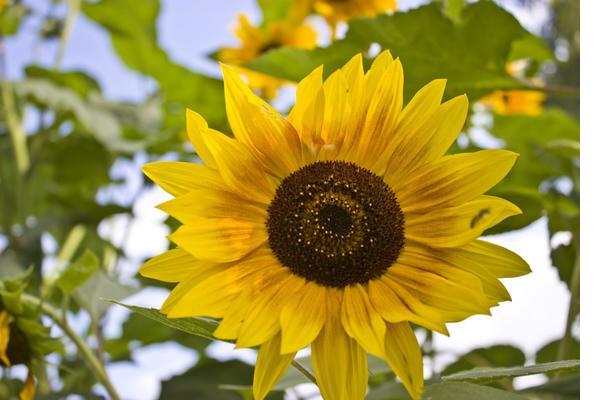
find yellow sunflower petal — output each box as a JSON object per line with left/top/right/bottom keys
{"left": 385, "top": 80, "right": 467, "bottom": 180}
{"left": 384, "top": 322, "right": 424, "bottom": 400}
{"left": 0, "top": 310, "right": 12, "bottom": 366}
{"left": 312, "top": 290, "right": 368, "bottom": 400}
{"left": 185, "top": 109, "right": 275, "bottom": 204}
{"left": 169, "top": 217, "right": 267, "bottom": 263}
{"left": 139, "top": 248, "right": 207, "bottom": 283}
{"left": 288, "top": 65, "right": 324, "bottom": 152}
{"left": 222, "top": 65, "right": 303, "bottom": 177}
{"left": 213, "top": 286, "right": 254, "bottom": 340}
{"left": 389, "top": 249, "right": 496, "bottom": 316}
{"left": 19, "top": 369, "right": 36, "bottom": 400}
{"left": 236, "top": 271, "right": 305, "bottom": 348}
{"left": 455, "top": 240, "right": 532, "bottom": 278}
{"left": 319, "top": 69, "right": 352, "bottom": 154}
{"left": 158, "top": 186, "right": 266, "bottom": 225}
{"left": 280, "top": 281, "right": 327, "bottom": 354}
{"left": 341, "top": 284, "right": 387, "bottom": 357}
{"left": 418, "top": 93, "right": 469, "bottom": 166}
{"left": 405, "top": 195, "right": 522, "bottom": 248}
{"left": 353, "top": 57, "right": 404, "bottom": 173}
{"left": 406, "top": 243, "right": 518, "bottom": 302}
{"left": 395, "top": 149, "right": 518, "bottom": 213}
{"left": 368, "top": 277, "right": 449, "bottom": 334}
{"left": 253, "top": 332, "right": 296, "bottom": 400}
{"left": 142, "top": 161, "right": 220, "bottom": 197}
{"left": 162, "top": 251, "right": 269, "bottom": 318}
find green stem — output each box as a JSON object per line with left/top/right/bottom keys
{"left": 53, "top": 0, "right": 80, "bottom": 70}
{"left": 557, "top": 242, "right": 580, "bottom": 361}
{"left": 21, "top": 293, "right": 121, "bottom": 400}
{"left": 292, "top": 360, "right": 317, "bottom": 385}
{"left": 1, "top": 82, "right": 29, "bottom": 175}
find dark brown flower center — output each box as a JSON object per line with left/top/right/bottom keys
{"left": 266, "top": 161, "right": 405, "bottom": 288}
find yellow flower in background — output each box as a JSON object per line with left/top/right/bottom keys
{"left": 219, "top": 15, "right": 317, "bottom": 99}
{"left": 142, "top": 51, "right": 530, "bottom": 400}
{"left": 0, "top": 310, "right": 36, "bottom": 400}
{"left": 314, "top": 0, "right": 396, "bottom": 27}
{"left": 480, "top": 89, "right": 546, "bottom": 116}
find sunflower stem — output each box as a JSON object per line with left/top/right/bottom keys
{"left": 292, "top": 360, "right": 317, "bottom": 385}
{"left": 557, "top": 241, "right": 580, "bottom": 362}
{"left": 20, "top": 293, "right": 121, "bottom": 400}
{"left": 53, "top": 0, "right": 80, "bottom": 70}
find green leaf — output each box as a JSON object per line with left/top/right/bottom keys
{"left": 536, "top": 339, "right": 580, "bottom": 364}
{"left": 246, "top": 2, "right": 533, "bottom": 100}
{"left": 519, "top": 374, "right": 579, "bottom": 399}
{"left": 158, "top": 358, "right": 285, "bottom": 400}
{"left": 25, "top": 66, "right": 101, "bottom": 98}
{"left": 258, "top": 0, "right": 294, "bottom": 26}
{"left": 104, "top": 310, "right": 211, "bottom": 361}
{"left": 442, "top": 360, "right": 580, "bottom": 384}
{"left": 74, "top": 275, "right": 137, "bottom": 321}
{"left": 442, "top": 345, "right": 526, "bottom": 377}
{"left": 15, "top": 79, "right": 143, "bottom": 153}
{"left": 366, "top": 380, "right": 411, "bottom": 400}
{"left": 55, "top": 249, "right": 100, "bottom": 294}
{"left": 0, "top": 2, "right": 30, "bottom": 36}
{"left": 104, "top": 300, "right": 221, "bottom": 341}
{"left": 485, "top": 109, "right": 579, "bottom": 233}
{"left": 423, "top": 382, "right": 528, "bottom": 400}
{"left": 508, "top": 34, "right": 555, "bottom": 64}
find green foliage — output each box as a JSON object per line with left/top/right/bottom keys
{"left": 106, "top": 300, "right": 220, "bottom": 341}
{"left": 0, "top": 2, "right": 29, "bottom": 36}
{"left": 82, "top": 0, "right": 228, "bottom": 145}
{"left": 246, "top": 2, "right": 546, "bottom": 100}
{"left": 423, "top": 382, "right": 529, "bottom": 400}
{"left": 442, "top": 345, "right": 526, "bottom": 377}
{"left": 442, "top": 360, "right": 580, "bottom": 384}
{"left": 55, "top": 249, "right": 100, "bottom": 294}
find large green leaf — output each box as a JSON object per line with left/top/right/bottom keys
{"left": 74, "top": 275, "right": 137, "bottom": 321}
{"left": 83, "top": 0, "right": 228, "bottom": 141}
{"left": 519, "top": 374, "right": 579, "bottom": 400}
{"left": 105, "top": 300, "right": 221, "bottom": 341}
{"left": 442, "top": 345, "right": 526, "bottom": 377}
{"left": 158, "top": 358, "right": 283, "bottom": 400}
{"left": 246, "top": 1, "right": 541, "bottom": 100}
{"left": 536, "top": 338, "right": 580, "bottom": 365}
{"left": 442, "top": 360, "right": 579, "bottom": 384}
{"left": 25, "top": 66, "right": 101, "bottom": 98}
{"left": 485, "top": 109, "right": 579, "bottom": 233}
{"left": 423, "top": 382, "right": 528, "bottom": 400}
{"left": 15, "top": 79, "right": 143, "bottom": 153}
{"left": 104, "top": 309, "right": 211, "bottom": 361}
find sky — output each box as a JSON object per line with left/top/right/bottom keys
{"left": 4, "top": 0, "right": 571, "bottom": 399}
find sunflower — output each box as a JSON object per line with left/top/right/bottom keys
{"left": 479, "top": 89, "right": 545, "bottom": 116}
{"left": 1, "top": 273, "right": 60, "bottom": 400}
{"left": 141, "top": 51, "right": 530, "bottom": 400}
{"left": 313, "top": 0, "right": 396, "bottom": 28}
{"left": 218, "top": 15, "right": 317, "bottom": 99}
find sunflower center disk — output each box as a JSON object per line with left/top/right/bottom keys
{"left": 266, "top": 161, "right": 405, "bottom": 288}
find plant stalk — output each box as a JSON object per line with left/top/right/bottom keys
{"left": 1, "top": 82, "right": 29, "bottom": 175}
{"left": 557, "top": 243, "right": 580, "bottom": 361}
{"left": 53, "top": 0, "right": 80, "bottom": 70}
{"left": 292, "top": 360, "right": 317, "bottom": 385}
{"left": 21, "top": 293, "right": 121, "bottom": 400}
